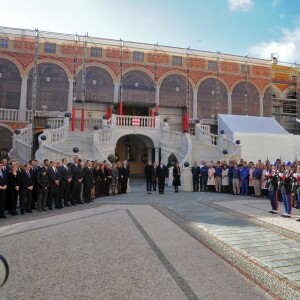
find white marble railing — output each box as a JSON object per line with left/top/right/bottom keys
{"left": 108, "top": 115, "right": 159, "bottom": 128}
{"left": 74, "top": 118, "right": 102, "bottom": 130}
{"left": 40, "top": 145, "right": 74, "bottom": 163}
{"left": 9, "top": 124, "right": 32, "bottom": 163}
{"left": 195, "top": 124, "right": 218, "bottom": 146}
{"left": 38, "top": 117, "right": 69, "bottom": 145}
{"left": 92, "top": 130, "right": 111, "bottom": 165}
{"left": 160, "top": 129, "right": 192, "bottom": 165}
{"left": 220, "top": 135, "right": 241, "bottom": 161}
{"left": 0, "top": 108, "right": 19, "bottom": 121}
{"left": 200, "top": 119, "right": 217, "bottom": 126}
{"left": 98, "top": 128, "right": 113, "bottom": 143}
{"left": 25, "top": 110, "right": 65, "bottom": 122}
{"left": 48, "top": 118, "right": 65, "bottom": 129}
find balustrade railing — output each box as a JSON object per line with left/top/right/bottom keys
{"left": 195, "top": 124, "right": 218, "bottom": 146}
{"left": 108, "top": 115, "right": 159, "bottom": 128}
{"left": 0, "top": 108, "right": 19, "bottom": 121}
{"left": 74, "top": 118, "right": 102, "bottom": 130}
{"left": 160, "top": 129, "right": 192, "bottom": 165}
{"left": 10, "top": 125, "right": 32, "bottom": 163}
{"left": 98, "top": 128, "right": 113, "bottom": 143}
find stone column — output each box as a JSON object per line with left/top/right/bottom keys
{"left": 114, "top": 83, "right": 120, "bottom": 103}
{"left": 193, "top": 89, "right": 198, "bottom": 119}
{"left": 155, "top": 147, "right": 159, "bottom": 164}
{"left": 259, "top": 95, "right": 264, "bottom": 116}
{"left": 68, "top": 79, "right": 74, "bottom": 113}
{"left": 155, "top": 86, "right": 160, "bottom": 106}
{"left": 227, "top": 93, "right": 232, "bottom": 115}
{"left": 19, "top": 75, "right": 28, "bottom": 121}
{"left": 148, "top": 147, "right": 152, "bottom": 163}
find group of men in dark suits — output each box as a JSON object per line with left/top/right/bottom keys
{"left": 0, "top": 157, "right": 130, "bottom": 219}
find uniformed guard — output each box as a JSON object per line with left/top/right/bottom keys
{"left": 267, "top": 162, "right": 279, "bottom": 214}
{"left": 279, "top": 161, "right": 294, "bottom": 218}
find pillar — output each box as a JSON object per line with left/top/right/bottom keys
{"left": 227, "top": 93, "right": 232, "bottom": 115}
{"left": 19, "top": 75, "right": 28, "bottom": 121}
{"left": 259, "top": 95, "right": 264, "bottom": 117}
{"left": 155, "top": 147, "right": 159, "bottom": 164}
{"left": 68, "top": 79, "right": 74, "bottom": 113}
{"left": 155, "top": 86, "right": 160, "bottom": 111}
{"left": 114, "top": 83, "right": 120, "bottom": 103}
{"left": 193, "top": 89, "right": 198, "bottom": 119}
{"left": 148, "top": 147, "right": 153, "bottom": 163}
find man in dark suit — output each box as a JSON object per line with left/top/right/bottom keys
{"left": 47, "top": 161, "right": 61, "bottom": 209}
{"left": 30, "top": 159, "right": 40, "bottom": 209}
{"left": 59, "top": 158, "right": 73, "bottom": 207}
{"left": 2, "top": 159, "right": 10, "bottom": 173}
{"left": 121, "top": 160, "right": 130, "bottom": 193}
{"left": 70, "top": 157, "right": 83, "bottom": 205}
{"left": 20, "top": 163, "right": 35, "bottom": 214}
{"left": 0, "top": 161, "right": 8, "bottom": 218}
{"left": 83, "top": 160, "right": 95, "bottom": 203}
{"left": 156, "top": 160, "right": 168, "bottom": 194}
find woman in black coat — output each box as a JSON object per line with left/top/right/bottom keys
{"left": 173, "top": 162, "right": 181, "bottom": 193}
{"left": 7, "top": 164, "right": 21, "bottom": 215}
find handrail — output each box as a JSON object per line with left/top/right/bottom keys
{"left": 195, "top": 124, "right": 218, "bottom": 146}
{"left": 107, "top": 114, "right": 159, "bottom": 128}
{"left": 0, "top": 108, "right": 19, "bottom": 121}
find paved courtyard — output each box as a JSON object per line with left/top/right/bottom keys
{"left": 1, "top": 180, "right": 300, "bottom": 299}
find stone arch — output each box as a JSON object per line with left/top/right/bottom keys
{"left": 76, "top": 66, "right": 114, "bottom": 103}
{"left": 231, "top": 81, "right": 260, "bottom": 116}
{"left": 77, "top": 62, "right": 117, "bottom": 83}
{"left": 122, "top": 66, "right": 154, "bottom": 82}
{"left": 26, "top": 62, "right": 69, "bottom": 111}
{"left": 24, "top": 58, "right": 72, "bottom": 79}
{"left": 0, "top": 124, "right": 14, "bottom": 156}
{"left": 0, "top": 54, "right": 24, "bottom": 75}
{"left": 121, "top": 70, "right": 156, "bottom": 105}
{"left": 157, "top": 70, "right": 196, "bottom": 89}
{"left": 195, "top": 75, "right": 229, "bottom": 91}
{"left": 159, "top": 74, "right": 193, "bottom": 111}
{"left": 197, "top": 77, "right": 228, "bottom": 119}
{"left": 0, "top": 58, "right": 22, "bottom": 109}
{"left": 229, "top": 78, "right": 262, "bottom": 94}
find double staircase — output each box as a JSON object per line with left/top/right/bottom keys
{"left": 11, "top": 114, "right": 241, "bottom": 166}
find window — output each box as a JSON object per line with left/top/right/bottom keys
{"left": 241, "top": 65, "right": 249, "bottom": 74}
{"left": 133, "top": 51, "right": 144, "bottom": 62}
{"left": 208, "top": 61, "right": 217, "bottom": 70}
{"left": 44, "top": 43, "right": 56, "bottom": 53}
{"left": 292, "top": 75, "right": 297, "bottom": 82}
{"left": 91, "top": 47, "right": 102, "bottom": 58}
{"left": 0, "top": 38, "right": 8, "bottom": 48}
{"left": 172, "top": 56, "right": 182, "bottom": 66}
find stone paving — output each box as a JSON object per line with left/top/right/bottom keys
{"left": 1, "top": 180, "right": 300, "bottom": 299}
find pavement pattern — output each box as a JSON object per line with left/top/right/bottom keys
{"left": 1, "top": 179, "right": 300, "bottom": 299}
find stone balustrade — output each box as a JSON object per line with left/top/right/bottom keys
{"left": 195, "top": 124, "right": 218, "bottom": 146}
{"left": 0, "top": 108, "right": 19, "bottom": 121}
{"left": 108, "top": 115, "right": 159, "bottom": 128}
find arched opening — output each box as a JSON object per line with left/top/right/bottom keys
{"left": 231, "top": 81, "right": 260, "bottom": 116}
{"left": 160, "top": 74, "right": 193, "bottom": 111}
{"left": 263, "top": 86, "right": 273, "bottom": 117}
{"left": 197, "top": 78, "right": 227, "bottom": 119}
{"left": 76, "top": 66, "right": 114, "bottom": 103}
{"left": 121, "top": 70, "right": 155, "bottom": 115}
{"left": 115, "top": 134, "right": 156, "bottom": 175}
{"left": 0, "top": 58, "right": 22, "bottom": 109}
{"left": 27, "top": 62, "right": 69, "bottom": 111}
{"left": 0, "top": 125, "right": 13, "bottom": 158}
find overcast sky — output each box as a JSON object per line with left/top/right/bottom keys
{"left": 1, "top": 0, "right": 300, "bottom": 63}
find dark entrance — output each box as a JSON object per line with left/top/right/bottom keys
{"left": 123, "top": 105, "right": 149, "bottom": 116}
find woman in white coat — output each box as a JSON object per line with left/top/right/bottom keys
{"left": 221, "top": 163, "right": 229, "bottom": 193}
{"left": 207, "top": 163, "right": 216, "bottom": 192}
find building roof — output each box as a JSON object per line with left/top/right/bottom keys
{"left": 218, "top": 114, "right": 289, "bottom": 135}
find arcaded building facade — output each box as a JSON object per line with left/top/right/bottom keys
{"left": 0, "top": 27, "right": 299, "bottom": 153}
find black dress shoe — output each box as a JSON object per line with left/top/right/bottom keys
{"left": 26, "top": 210, "right": 33, "bottom": 213}
{"left": 21, "top": 211, "right": 25, "bottom": 215}
{"left": 77, "top": 201, "right": 84, "bottom": 204}
{"left": 64, "top": 204, "right": 71, "bottom": 207}
{"left": 0, "top": 214, "right": 7, "bottom": 218}
{"left": 48, "top": 207, "right": 53, "bottom": 210}
{"left": 71, "top": 203, "right": 76, "bottom": 206}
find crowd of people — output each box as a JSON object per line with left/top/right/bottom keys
{"left": 0, "top": 157, "right": 130, "bottom": 219}
{"left": 190, "top": 158, "right": 300, "bottom": 220}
